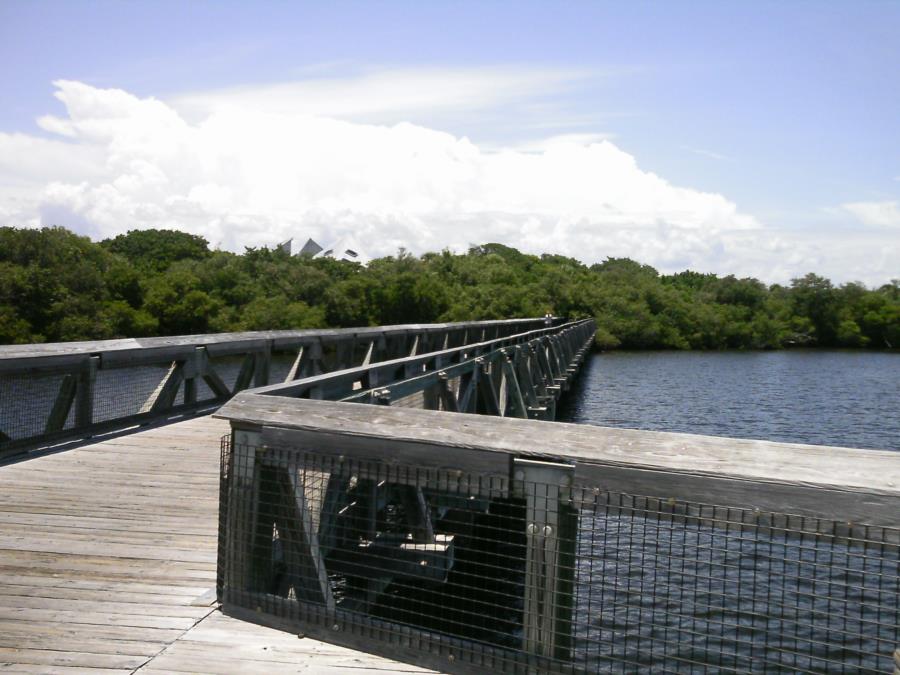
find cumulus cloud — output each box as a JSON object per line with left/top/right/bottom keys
{"left": 0, "top": 77, "right": 896, "bottom": 284}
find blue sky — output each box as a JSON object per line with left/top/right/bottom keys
{"left": 1, "top": 1, "right": 898, "bottom": 283}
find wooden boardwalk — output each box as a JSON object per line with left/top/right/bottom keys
{"left": 0, "top": 415, "right": 432, "bottom": 674}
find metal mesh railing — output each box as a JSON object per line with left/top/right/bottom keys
{"left": 0, "top": 359, "right": 226, "bottom": 458}
{"left": 573, "top": 493, "right": 899, "bottom": 673}
{"left": 0, "top": 368, "right": 76, "bottom": 442}
{"left": 218, "top": 436, "right": 900, "bottom": 674}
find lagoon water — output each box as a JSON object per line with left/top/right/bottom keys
{"left": 556, "top": 351, "right": 899, "bottom": 671}
{"left": 559, "top": 350, "right": 900, "bottom": 451}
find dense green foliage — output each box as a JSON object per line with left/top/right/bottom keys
{"left": 1, "top": 226, "right": 897, "bottom": 349}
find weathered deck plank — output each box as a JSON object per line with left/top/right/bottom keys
{"left": 141, "top": 612, "right": 431, "bottom": 674}
{"left": 0, "top": 415, "right": 433, "bottom": 674}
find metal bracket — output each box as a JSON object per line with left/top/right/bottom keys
{"left": 512, "top": 457, "right": 576, "bottom": 659}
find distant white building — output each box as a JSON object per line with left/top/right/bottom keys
{"left": 312, "top": 235, "right": 370, "bottom": 265}
{"left": 297, "top": 238, "right": 323, "bottom": 257}
{"left": 282, "top": 236, "right": 369, "bottom": 265}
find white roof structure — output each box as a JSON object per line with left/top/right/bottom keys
{"left": 312, "top": 235, "right": 370, "bottom": 265}
{"left": 297, "top": 238, "right": 323, "bottom": 257}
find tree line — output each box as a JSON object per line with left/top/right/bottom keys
{"left": 0, "top": 226, "right": 897, "bottom": 349}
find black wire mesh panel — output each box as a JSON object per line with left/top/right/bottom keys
{"left": 218, "top": 437, "right": 900, "bottom": 674}
{"left": 574, "top": 494, "right": 900, "bottom": 674}
{"left": 0, "top": 368, "right": 77, "bottom": 444}
{"left": 219, "top": 438, "right": 562, "bottom": 673}
{"left": 92, "top": 363, "right": 189, "bottom": 422}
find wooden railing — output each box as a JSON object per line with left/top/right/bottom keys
{"left": 253, "top": 318, "right": 597, "bottom": 420}
{"left": 213, "top": 318, "right": 899, "bottom": 673}
{"left": 0, "top": 318, "right": 561, "bottom": 459}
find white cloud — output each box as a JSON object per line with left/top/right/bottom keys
{"left": 170, "top": 66, "right": 587, "bottom": 124}
{"left": 0, "top": 77, "right": 896, "bottom": 285}
{"left": 682, "top": 145, "right": 729, "bottom": 161}
{"left": 841, "top": 200, "right": 900, "bottom": 228}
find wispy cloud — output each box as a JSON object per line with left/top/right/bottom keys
{"left": 486, "top": 133, "right": 616, "bottom": 154}
{"left": 168, "top": 66, "right": 590, "bottom": 124}
{"left": 682, "top": 145, "right": 729, "bottom": 161}
{"left": 841, "top": 200, "right": 900, "bottom": 228}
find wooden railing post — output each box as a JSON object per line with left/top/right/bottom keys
{"left": 45, "top": 374, "right": 77, "bottom": 434}
{"left": 74, "top": 356, "right": 98, "bottom": 429}
{"left": 254, "top": 341, "right": 272, "bottom": 387}
{"left": 223, "top": 427, "right": 262, "bottom": 606}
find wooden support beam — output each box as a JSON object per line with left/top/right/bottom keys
{"left": 360, "top": 341, "right": 374, "bottom": 367}
{"left": 286, "top": 346, "right": 305, "bottom": 382}
{"left": 476, "top": 362, "right": 501, "bottom": 416}
{"left": 513, "top": 349, "right": 540, "bottom": 409}
{"left": 399, "top": 485, "right": 435, "bottom": 544}
{"left": 333, "top": 341, "right": 351, "bottom": 371}
{"left": 279, "top": 468, "right": 336, "bottom": 609}
{"left": 422, "top": 380, "right": 440, "bottom": 411}
{"left": 139, "top": 361, "right": 184, "bottom": 414}
{"left": 501, "top": 355, "right": 528, "bottom": 419}
{"left": 436, "top": 374, "right": 459, "bottom": 413}
{"left": 456, "top": 369, "right": 477, "bottom": 414}
{"left": 546, "top": 338, "right": 564, "bottom": 380}
{"left": 535, "top": 341, "right": 555, "bottom": 388}
{"left": 203, "top": 368, "right": 231, "bottom": 399}
{"left": 307, "top": 341, "right": 324, "bottom": 376}
{"left": 232, "top": 354, "right": 256, "bottom": 394}
{"left": 44, "top": 374, "right": 77, "bottom": 433}
{"left": 249, "top": 462, "right": 279, "bottom": 594}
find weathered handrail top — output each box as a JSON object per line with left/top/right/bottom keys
{"left": 217, "top": 393, "right": 900, "bottom": 526}
{"left": 0, "top": 317, "right": 556, "bottom": 368}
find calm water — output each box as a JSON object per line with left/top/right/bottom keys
{"left": 559, "top": 350, "right": 900, "bottom": 451}
{"left": 556, "top": 350, "right": 899, "bottom": 672}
